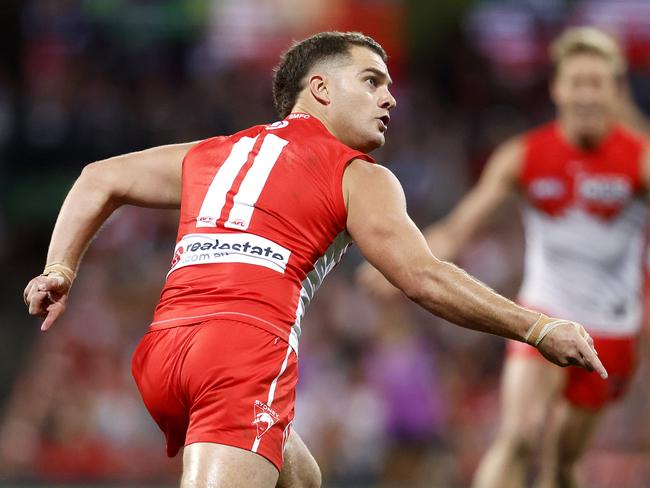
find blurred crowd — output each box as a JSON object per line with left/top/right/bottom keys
{"left": 1, "top": 1, "right": 650, "bottom": 487}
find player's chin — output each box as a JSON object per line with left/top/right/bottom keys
{"left": 365, "top": 132, "right": 385, "bottom": 151}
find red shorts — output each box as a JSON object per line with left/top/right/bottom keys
{"left": 131, "top": 319, "right": 297, "bottom": 471}
{"left": 507, "top": 335, "right": 638, "bottom": 410}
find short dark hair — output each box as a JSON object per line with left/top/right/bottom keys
{"left": 272, "top": 31, "right": 388, "bottom": 118}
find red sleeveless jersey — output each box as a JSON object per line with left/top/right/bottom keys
{"left": 150, "top": 113, "right": 373, "bottom": 351}
{"left": 519, "top": 122, "right": 645, "bottom": 218}
{"left": 517, "top": 121, "right": 648, "bottom": 336}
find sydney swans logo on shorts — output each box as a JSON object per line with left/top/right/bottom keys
{"left": 168, "top": 233, "right": 291, "bottom": 276}
{"left": 253, "top": 400, "right": 280, "bottom": 439}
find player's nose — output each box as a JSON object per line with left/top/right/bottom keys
{"left": 380, "top": 89, "right": 397, "bottom": 110}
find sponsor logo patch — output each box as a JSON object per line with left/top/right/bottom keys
{"left": 577, "top": 175, "right": 631, "bottom": 204}
{"left": 168, "top": 233, "right": 291, "bottom": 276}
{"left": 529, "top": 178, "right": 565, "bottom": 199}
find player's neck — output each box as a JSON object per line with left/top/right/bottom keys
{"left": 289, "top": 104, "right": 339, "bottom": 140}
{"left": 558, "top": 119, "right": 613, "bottom": 152}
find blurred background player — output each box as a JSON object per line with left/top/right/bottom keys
{"left": 359, "top": 26, "right": 649, "bottom": 488}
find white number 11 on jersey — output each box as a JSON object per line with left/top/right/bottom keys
{"left": 196, "top": 134, "right": 289, "bottom": 230}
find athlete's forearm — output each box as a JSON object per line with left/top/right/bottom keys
{"left": 45, "top": 163, "right": 123, "bottom": 272}
{"left": 406, "top": 258, "right": 537, "bottom": 341}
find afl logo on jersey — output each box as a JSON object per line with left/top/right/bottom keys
{"left": 577, "top": 175, "right": 631, "bottom": 204}
{"left": 266, "top": 121, "right": 289, "bottom": 130}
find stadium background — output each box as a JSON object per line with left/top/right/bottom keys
{"left": 1, "top": 0, "right": 649, "bottom": 487}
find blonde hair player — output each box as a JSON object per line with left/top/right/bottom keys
{"left": 24, "top": 32, "right": 604, "bottom": 488}
{"left": 359, "top": 26, "right": 647, "bottom": 488}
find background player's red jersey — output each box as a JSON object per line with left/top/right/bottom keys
{"left": 520, "top": 122, "right": 645, "bottom": 219}
{"left": 151, "top": 113, "right": 373, "bottom": 351}
{"left": 517, "top": 122, "right": 647, "bottom": 337}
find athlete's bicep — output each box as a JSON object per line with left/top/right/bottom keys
{"left": 344, "top": 160, "right": 437, "bottom": 294}
{"left": 86, "top": 141, "right": 199, "bottom": 209}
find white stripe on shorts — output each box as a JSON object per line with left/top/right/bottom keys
{"left": 251, "top": 343, "right": 292, "bottom": 453}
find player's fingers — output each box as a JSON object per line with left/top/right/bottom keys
{"left": 24, "top": 283, "right": 35, "bottom": 307}
{"left": 572, "top": 322, "right": 597, "bottom": 354}
{"left": 28, "top": 291, "right": 49, "bottom": 316}
{"left": 23, "top": 279, "right": 37, "bottom": 306}
{"left": 41, "top": 302, "right": 65, "bottom": 332}
{"left": 578, "top": 338, "right": 608, "bottom": 379}
{"left": 24, "top": 278, "right": 46, "bottom": 305}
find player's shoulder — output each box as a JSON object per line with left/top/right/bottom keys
{"left": 186, "top": 134, "right": 230, "bottom": 155}
{"left": 519, "top": 121, "right": 558, "bottom": 145}
{"left": 493, "top": 122, "right": 557, "bottom": 166}
{"left": 345, "top": 159, "right": 398, "bottom": 186}
{"left": 612, "top": 123, "right": 648, "bottom": 149}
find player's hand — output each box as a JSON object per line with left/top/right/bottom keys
{"left": 535, "top": 319, "right": 608, "bottom": 379}
{"left": 355, "top": 261, "right": 401, "bottom": 299}
{"left": 23, "top": 273, "right": 70, "bottom": 331}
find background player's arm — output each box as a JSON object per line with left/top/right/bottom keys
{"left": 344, "top": 159, "right": 606, "bottom": 376}
{"left": 640, "top": 144, "right": 650, "bottom": 194}
{"left": 24, "top": 142, "right": 197, "bottom": 330}
{"left": 616, "top": 81, "right": 650, "bottom": 135}
{"left": 357, "top": 137, "right": 522, "bottom": 296}
{"left": 423, "top": 136, "right": 522, "bottom": 261}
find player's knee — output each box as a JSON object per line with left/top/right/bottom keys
{"left": 496, "top": 427, "right": 538, "bottom": 460}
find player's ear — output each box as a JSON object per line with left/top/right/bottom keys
{"left": 308, "top": 74, "right": 331, "bottom": 106}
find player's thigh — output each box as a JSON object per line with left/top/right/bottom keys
{"left": 277, "top": 430, "right": 321, "bottom": 488}
{"left": 499, "top": 347, "right": 565, "bottom": 436}
{"left": 182, "top": 442, "right": 279, "bottom": 488}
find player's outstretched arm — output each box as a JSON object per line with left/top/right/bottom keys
{"left": 356, "top": 137, "right": 522, "bottom": 297}
{"left": 344, "top": 159, "right": 607, "bottom": 378}
{"left": 24, "top": 141, "right": 198, "bottom": 331}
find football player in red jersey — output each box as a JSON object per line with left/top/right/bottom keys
{"left": 358, "top": 27, "right": 648, "bottom": 488}
{"left": 24, "top": 32, "right": 604, "bottom": 488}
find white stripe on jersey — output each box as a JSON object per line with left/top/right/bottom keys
{"left": 251, "top": 343, "right": 293, "bottom": 453}
{"left": 290, "top": 232, "right": 352, "bottom": 353}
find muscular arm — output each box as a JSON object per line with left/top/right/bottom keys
{"left": 424, "top": 136, "right": 523, "bottom": 261}
{"left": 46, "top": 142, "right": 195, "bottom": 270}
{"left": 356, "top": 137, "right": 522, "bottom": 296}
{"left": 344, "top": 159, "right": 606, "bottom": 376}
{"left": 25, "top": 141, "right": 197, "bottom": 329}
